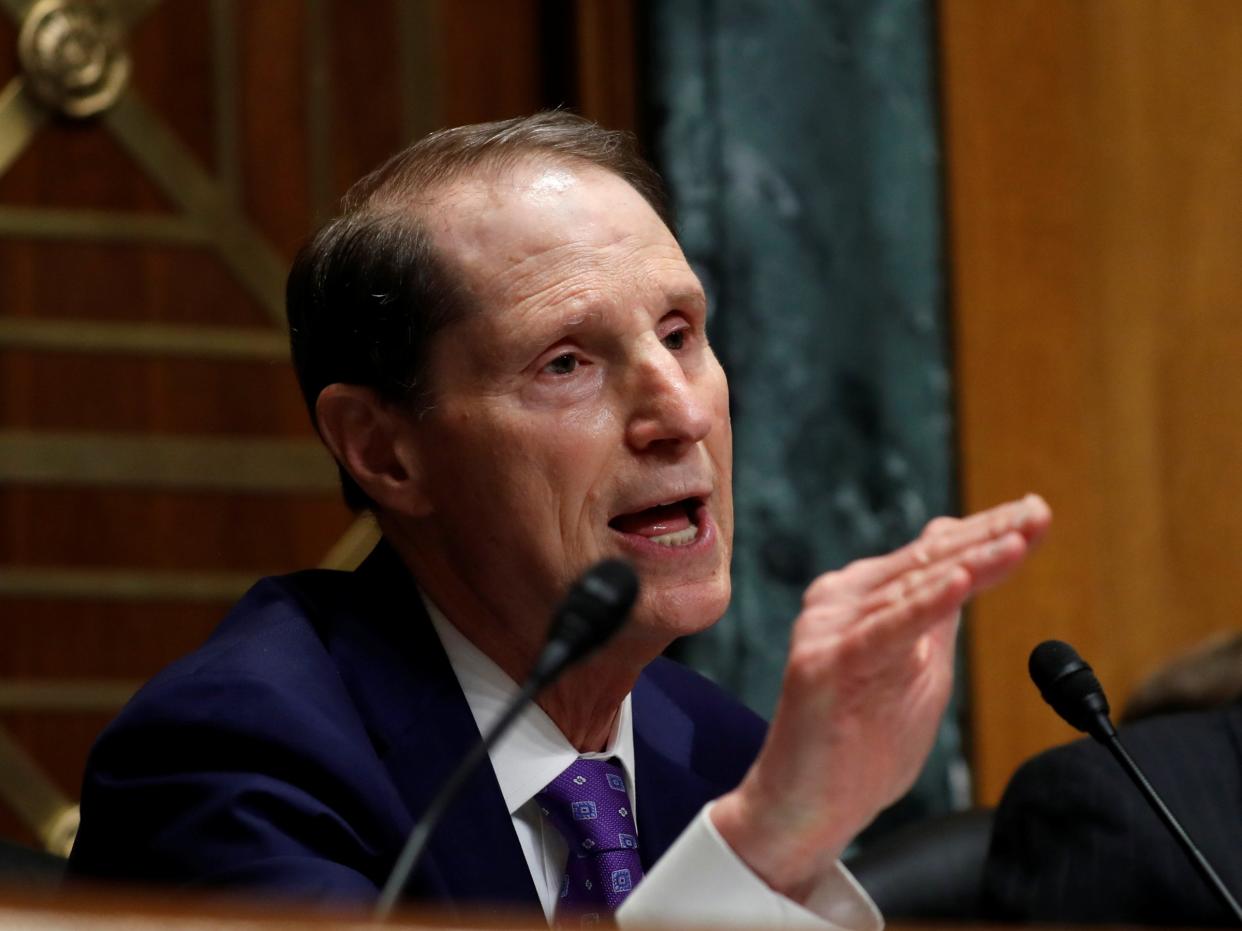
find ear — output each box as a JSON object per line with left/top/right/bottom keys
{"left": 314, "top": 384, "right": 433, "bottom": 517}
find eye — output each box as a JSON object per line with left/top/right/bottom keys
{"left": 542, "top": 353, "right": 579, "bottom": 376}
{"left": 662, "top": 327, "right": 688, "bottom": 351}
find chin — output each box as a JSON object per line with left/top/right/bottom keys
{"left": 629, "top": 574, "right": 731, "bottom": 644}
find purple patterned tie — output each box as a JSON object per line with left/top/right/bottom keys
{"left": 537, "top": 757, "right": 645, "bottom": 925}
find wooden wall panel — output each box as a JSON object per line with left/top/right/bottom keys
{"left": 327, "top": 0, "right": 406, "bottom": 195}
{"left": 0, "top": 125, "right": 175, "bottom": 209}
{"left": 0, "top": 0, "right": 635, "bottom": 853}
{"left": 0, "top": 490, "right": 348, "bottom": 569}
{"left": 440, "top": 0, "right": 543, "bottom": 126}
{"left": 237, "top": 0, "right": 312, "bottom": 253}
{"left": 574, "top": 0, "right": 637, "bottom": 134}
{"left": 0, "top": 0, "right": 370, "bottom": 850}
{"left": 127, "top": 2, "right": 215, "bottom": 171}
{"left": 940, "top": 0, "right": 1242, "bottom": 802}
{"left": 0, "top": 243, "right": 270, "bottom": 326}
{"left": 0, "top": 355, "right": 310, "bottom": 434}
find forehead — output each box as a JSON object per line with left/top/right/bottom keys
{"left": 423, "top": 158, "right": 702, "bottom": 319}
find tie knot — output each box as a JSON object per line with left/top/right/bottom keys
{"left": 537, "top": 758, "right": 639, "bottom": 855}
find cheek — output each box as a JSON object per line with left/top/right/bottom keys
{"left": 449, "top": 409, "right": 618, "bottom": 522}
{"left": 538, "top": 402, "right": 620, "bottom": 472}
{"left": 708, "top": 413, "right": 735, "bottom": 557}
{"left": 706, "top": 371, "right": 734, "bottom": 493}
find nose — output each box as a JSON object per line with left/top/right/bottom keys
{"left": 625, "top": 344, "right": 713, "bottom": 453}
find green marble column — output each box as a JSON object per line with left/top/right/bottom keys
{"left": 646, "top": 0, "right": 965, "bottom": 833}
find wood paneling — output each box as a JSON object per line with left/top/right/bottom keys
{"left": 0, "top": 124, "right": 175, "bottom": 210}
{"left": 0, "top": 0, "right": 358, "bottom": 848}
{"left": 0, "top": 242, "right": 271, "bottom": 325}
{"left": 0, "top": 489, "right": 347, "bottom": 570}
{"left": 0, "top": 0, "right": 636, "bottom": 850}
{"left": 574, "top": 0, "right": 637, "bottom": 134}
{"left": 441, "top": 0, "right": 542, "bottom": 125}
{"left": 236, "top": 0, "right": 312, "bottom": 254}
{"left": 940, "top": 0, "right": 1242, "bottom": 802}
{"left": 327, "top": 0, "right": 407, "bottom": 195}
{"left": 0, "top": 353, "right": 311, "bottom": 434}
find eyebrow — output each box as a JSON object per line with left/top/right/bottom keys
{"left": 507, "top": 280, "right": 707, "bottom": 349}
{"left": 492, "top": 307, "right": 600, "bottom": 370}
{"left": 665, "top": 286, "right": 708, "bottom": 315}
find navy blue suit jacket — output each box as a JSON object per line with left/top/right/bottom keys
{"left": 983, "top": 703, "right": 1242, "bottom": 925}
{"left": 68, "top": 543, "right": 767, "bottom": 915}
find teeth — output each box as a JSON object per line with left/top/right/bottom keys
{"left": 649, "top": 525, "right": 698, "bottom": 547}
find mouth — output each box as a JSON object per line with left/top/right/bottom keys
{"left": 608, "top": 496, "right": 707, "bottom": 549}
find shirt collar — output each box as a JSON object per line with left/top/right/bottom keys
{"left": 423, "top": 593, "right": 637, "bottom": 817}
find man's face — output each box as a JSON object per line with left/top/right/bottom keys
{"left": 402, "top": 158, "right": 733, "bottom": 649}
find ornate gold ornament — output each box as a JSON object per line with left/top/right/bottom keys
{"left": 18, "top": 0, "right": 130, "bottom": 118}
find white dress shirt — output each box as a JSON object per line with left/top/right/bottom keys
{"left": 425, "top": 599, "right": 882, "bottom": 929}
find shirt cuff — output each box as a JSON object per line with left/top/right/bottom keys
{"left": 617, "top": 802, "right": 884, "bottom": 930}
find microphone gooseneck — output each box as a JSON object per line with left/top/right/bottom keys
{"left": 1027, "top": 640, "right": 1242, "bottom": 923}
{"left": 374, "top": 559, "right": 640, "bottom": 920}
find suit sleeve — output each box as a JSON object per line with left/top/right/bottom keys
{"left": 68, "top": 670, "right": 403, "bottom": 904}
{"left": 983, "top": 738, "right": 1132, "bottom": 922}
{"left": 982, "top": 718, "right": 1241, "bottom": 926}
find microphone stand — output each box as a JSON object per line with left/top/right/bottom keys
{"left": 1030, "top": 639, "right": 1242, "bottom": 925}
{"left": 373, "top": 557, "right": 637, "bottom": 921}
{"left": 374, "top": 676, "right": 540, "bottom": 919}
{"left": 1102, "top": 733, "right": 1242, "bottom": 924}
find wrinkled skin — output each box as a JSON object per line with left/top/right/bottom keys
{"left": 712, "top": 495, "right": 1051, "bottom": 898}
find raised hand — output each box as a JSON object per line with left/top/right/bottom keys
{"left": 711, "top": 494, "right": 1052, "bottom": 900}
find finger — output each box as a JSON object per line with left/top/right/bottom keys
{"left": 842, "top": 494, "right": 1049, "bottom": 594}
{"left": 920, "top": 494, "right": 1049, "bottom": 567}
{"left": 861, "top": 523, "right": 1032, "bottom": 616}
{"left": 958, "top": 529, "right": 1032, "bottom": 595}
{"left": 849, "top": 564, "right": 971, "bottom": 663}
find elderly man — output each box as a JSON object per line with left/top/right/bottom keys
{"left": 69, "top": 113, "right": 1050, "bottom": 927}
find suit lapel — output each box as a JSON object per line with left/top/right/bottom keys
{"left": 331, "top": 546, "right": 757, "bottom": 908}
{"left": 334, "top": 544, "right": 541, "bottom": 914}
{"left": 631, "top": 668, "right": 728, "bottom": 870}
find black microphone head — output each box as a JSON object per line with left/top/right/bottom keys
{"left": 1029, "top": 639, "right": 1115, "bottom": 740}
{"left": 534, "top": 559, "right": 639, "bottom": 684}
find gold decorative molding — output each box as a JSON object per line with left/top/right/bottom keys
{"left": 0, "top": 77, "right": 48, "bottom": 176}
{"left": 0, "top": 431, "right": 338, "bottom": 492}
{"left": 42, "top": 804, "right": 78, "bottom": 857}
{"left": 0, "top": 565, "right": 258, "bottom": 602}
{"left": 0, "top": 728, "right": 76, "bottom": 854}
{"left": 0, "top": 679, "right": 139, "bottom": 711}
{"left": 0, "top": 316, "right": 288, "bottom": 360}
{"left": 18, "top": 0, "right": 130, "bottom": 118}
{"left": 103, "top": 91, "right": 289, "bottom": 325}
{"left": 0, "top": 205, "right": 207, "bottom": 243}
{"left": 318, "top": 515, "right": 381, "bottom": 571}
{"left": 0, "top": 0, "right": 37, "bottom": 23}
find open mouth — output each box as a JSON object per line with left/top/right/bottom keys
{"left": 608, "top": 497, "right": 705, "bottom": 548}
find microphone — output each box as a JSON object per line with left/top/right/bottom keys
{"left": 375, "top": 559, "right": 640, "bottom": 919}
{"left": 1028, "top": 639, "right": 1116, "bottom": 741}
{"left": 1028, "top": 640, "right": 1242, "bottom": 923}
{"left": 529, "top": 558, "right": 640, "bottom": 688}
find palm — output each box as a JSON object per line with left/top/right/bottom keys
{"left": 714, "top": 495, "right": 1052, "bottom": 890}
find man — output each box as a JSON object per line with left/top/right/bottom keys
{"left": 69, "top": 113, "right": 1051, "bottom": 926}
